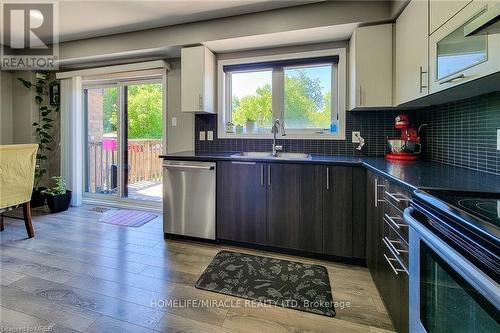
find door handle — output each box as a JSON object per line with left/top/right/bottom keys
{"left": 163, "top": 165, "right": 214, "bottom": 170}
{"left": 419, "top": 66, "right": 428, "bottom": 93}
{"left": 260, "top": 165, "right": 264, "bottom": 186}
{"left": 326, "top": 167, "right": 330, "bottom": 190}
{"left": 439, "top": 73, "right": 466, "bottom": 85}
{"left": 267, "top": 165, "right": 271, "bottom": 186}
{"left": 374, "top": 178, "right": 385, "bottom": 207}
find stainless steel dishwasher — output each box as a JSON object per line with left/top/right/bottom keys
{"left": 163, "top": 160, "right": 216, "bottom": 240}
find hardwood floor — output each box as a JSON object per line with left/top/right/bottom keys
{"left": 0, "top": 205, "right": 395, "bottom": 333}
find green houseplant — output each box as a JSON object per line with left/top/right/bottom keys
{"left": 18, "top": 75, "right": 59, "bottom": 207}
{"left": 42, "top": 177, "right": 72, "bottom": 213}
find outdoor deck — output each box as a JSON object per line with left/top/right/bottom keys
{"left": 128, "top": 180, "right": 162, "bottom": 202}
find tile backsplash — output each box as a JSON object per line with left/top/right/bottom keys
{"left": 195, "top": 92, "right": 500, "bottom": 174}
{"left": 416, "top": 92, "right": 499, "bottom": 175}
{"left": 195, "top": 111, "right": 404, "bottom": 157}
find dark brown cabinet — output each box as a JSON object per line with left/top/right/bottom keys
{"left": 267, "top": 163, "right": 323, "bottom": 253}
{"left": 323, "top": 166, "right": 353, "bottom": 257}
{"left": 217, "top": 161, "right": 267, "bottom": 245}
{"left": 366, "top": 171, "right": 409, "bottom": 333}
{"left": 217, "top": 161, "right": 366, "bottom": 259}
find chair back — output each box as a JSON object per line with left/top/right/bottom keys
{"left": 0, "top": 144, "right": 38, "bottom": 209}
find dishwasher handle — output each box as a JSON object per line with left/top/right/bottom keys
{"left": 163, "top": 164, "right": 214, "bottom": 171}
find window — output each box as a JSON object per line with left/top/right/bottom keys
{"left": 230, "top": 70, "right": 273, "bottom": 132}
{"left": 218, "top": 49, "right": 346, "bottom": 139}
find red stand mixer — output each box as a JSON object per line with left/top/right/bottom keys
{"left": 386, "top": 114, "right": 423, "bottom": 161}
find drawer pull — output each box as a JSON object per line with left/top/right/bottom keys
{"left": 383, "top": 254, "right": 406, "bottom": 276}
{"left": 383, "top": 236, "right": 408, "bottom": 256}
{"left": 384, "top": 213, "right": 407, "bottom": 229}
{"left": 385, "top": 191, "right": 409, "bottom": 203}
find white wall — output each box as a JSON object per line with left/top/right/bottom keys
{"left": 0, "top": 71, "right": 14, "bottom": 144}
{"left": 166, "top": 59, "right": 194, "bottom": 153}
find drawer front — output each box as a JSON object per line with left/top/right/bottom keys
{"left": 383, "top": 180, "right": 411, "bottom": 213}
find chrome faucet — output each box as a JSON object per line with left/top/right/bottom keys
{"left": 271, "top": 119, "right": 286, "bottom": 157}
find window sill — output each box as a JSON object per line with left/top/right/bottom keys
{"left": 217, "top": 132, "right": 346, "bottom": 140}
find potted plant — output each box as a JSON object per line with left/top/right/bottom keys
{"left": 42, "top": 177, "right": 72, "bottom": 213}
{"left": 18, "top": 74, "right": 59, "bottom": 207}
{"left": 245, "top": 118, "right": 256, "bottom": 133}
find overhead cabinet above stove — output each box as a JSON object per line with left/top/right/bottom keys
{"left": 429, "top": 1, "right": 500, "bottom": 94}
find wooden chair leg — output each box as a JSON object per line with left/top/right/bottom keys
{"left": 0, "top": 214, "right": 4, "bottom": 232}
{"left": 23, "top": 202, "right": 34, "bottom": 238}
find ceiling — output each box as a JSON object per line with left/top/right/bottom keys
{"left": 37, "top": 0, "right": 322, "bottom": 43}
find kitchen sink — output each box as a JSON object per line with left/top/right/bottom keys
{"left": 231, "top": 152, "right": 311, "bottom": 160}
{"left": 232, "top": 152, "right": 274, "bottom": 158}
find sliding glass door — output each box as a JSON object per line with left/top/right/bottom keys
{"left": 84, "top": 86, "right": 120, "bottom": 197}
{"left": 125, "top": 82, "right": 163, "bottom": 201}
{"left": 83, "top": 79, "right": 164, "bottom": 204}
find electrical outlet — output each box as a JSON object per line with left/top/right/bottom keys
{"left": 497, "top": 129, "right": 500, "bottom": 151}
{"left": 207, "top": 131, "right": 214, "bottom": 141}
{"left": 171, "top": 117, "right": 177, "bottom": 127}
{"left": 199, "top": 131, "right": 206, "bottom": 141}
{"left": 352, "top": 131, "right": 361, "bottom": 143}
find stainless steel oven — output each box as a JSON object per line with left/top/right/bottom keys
{"left": 404, "top": 201, "right": 499, "bottom": 333}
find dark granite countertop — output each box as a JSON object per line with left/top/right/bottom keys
{"left": 160, "top": 151, "right": 500, "bottom": 193}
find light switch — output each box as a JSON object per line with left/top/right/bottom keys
{"left": 171, "top": 117, "right": 177, "bottom": 127}
{"left": 207, "top": 131, "right": 214, "bottom": 141}
{"left": 199, "top": 131, "right": 206, "bottom": 141}
{"left": 352, "top": 131, "right": 361, "bottom": 143}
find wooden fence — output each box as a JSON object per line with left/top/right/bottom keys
{"left": 88, "top": 139, "right": 163, "bottom": 193}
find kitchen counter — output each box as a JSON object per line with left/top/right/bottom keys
{"left": 160, "top": 151, "right": 500, "bottom": 193}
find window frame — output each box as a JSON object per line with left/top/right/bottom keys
{"left": 217, "top": 48, "right": 346, "bottom": 140}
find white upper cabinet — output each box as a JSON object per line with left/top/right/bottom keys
{"left": 429, "top": 1, "right": 500, "bottom": 93}
{"left": 395, "top": 0, "right": 429, "bottom": 105}
{"left": 181, "top": 46, "right": 216, "bottom": 113}
{"left": 430, "top": 0, "right": 472, "bottom": 34}
{"left": 348, "top": 24, "right": 393, "bottom": 110}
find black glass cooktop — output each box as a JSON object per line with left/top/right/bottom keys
{"left": 437, "top": 195, "right": 500, "bottom": 228}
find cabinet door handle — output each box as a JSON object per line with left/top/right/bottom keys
{"left": 374, "top": 178, "right": 385, "bottom": 207}
{"left": 260, "top": 165, "right": 264, "bottom": 186}
{"left": 267, "top": 165, "right": 271, "bottom": 186}
{"left": 358, "top": 86, "right": 363, "bottom": 106}
{"left": 326, "top": 167, "right": 330, "bottom": 190}
{"left": 439, "top": 73, "right": 465, "bottom": 85}
{"left": 198, "top": 94, "right": 203, "bottom": 108}
{"left": 419, "top": 66, "right": 428, "bottom": 93}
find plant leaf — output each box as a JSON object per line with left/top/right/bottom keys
{"left": 18, "top": 78, "right": 32, "bottom": 88}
